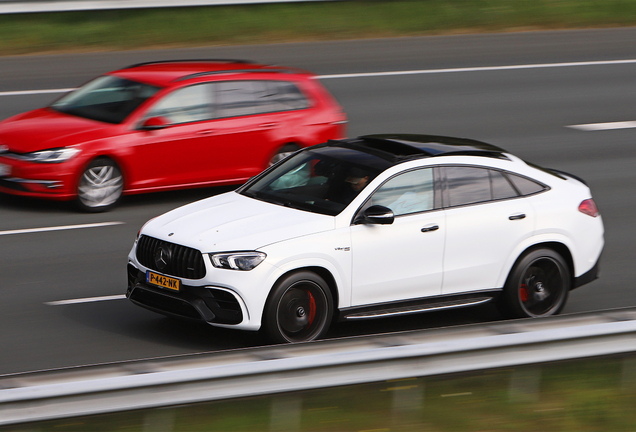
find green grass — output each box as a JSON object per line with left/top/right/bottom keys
{"left": 2, "top": 0, "right": 636, "bottom": 55}
{"left": 6, "top": 355, "right": 636, "bottom": 431}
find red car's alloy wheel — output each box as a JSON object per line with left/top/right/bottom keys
{"left": 77, "top": 157, "right": 124, "bottom": 212}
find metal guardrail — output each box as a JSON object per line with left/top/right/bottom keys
{"left": 2, "top": 307, "right": 636, "bottom": 426}
{"left": 0, "top": 0, "right": 328, "bottom": 15}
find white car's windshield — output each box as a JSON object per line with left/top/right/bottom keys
{"left": 240, "top": 146, "right": 389, "bottom": 216}
{"left": 51, "top": 75, "right": 161, "bottom": 124}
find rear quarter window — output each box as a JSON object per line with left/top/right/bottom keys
{"left": 491, "top": 170, "right": 518, "bottom": 200}
{"left": 507, "top": 173, "right": 547, "bottom": 196}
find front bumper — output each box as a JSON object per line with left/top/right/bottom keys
{"left": 126, "top": 263, "right": 244, "bottom": 325}
{"left": 0, "top": 156, "right": 78, "bottom": 200}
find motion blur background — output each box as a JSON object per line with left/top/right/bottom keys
{"left": 2, "top": 0, "right": 636, "bottom": 430}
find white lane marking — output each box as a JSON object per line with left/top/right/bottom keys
{"left": 0, "top": 221, "right": 125, "bottom": 236}
{"left": 318, "top": 59, "right": 636, "bottom": 80}
{"left": 46, "top": 294, "right": 126, "bottom": 306}
{"left": 0, "top": 88, "right": 75, "bottom": 97}
{"left": 567, "top": 121, "right": 636, "bottom": 131}
{"left": 3, "top": 58, "right": 636, "bottom": 97}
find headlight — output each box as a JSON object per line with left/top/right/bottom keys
{"left": 209, "top": 252, "right": 266, "bottom": 271}
{"left": 21, "top": 147, "right": 80, "bottom": 163}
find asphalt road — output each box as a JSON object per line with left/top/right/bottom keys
{"left": 1, "top": 28, "right": 635, "bottom": 375}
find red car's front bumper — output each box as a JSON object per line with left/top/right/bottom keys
{"left": 0, "top": 156, "right": 79, "bottom": 201}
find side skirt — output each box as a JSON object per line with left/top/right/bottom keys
{"left": 338, "top": 290, "right": 501, "bottom": 321}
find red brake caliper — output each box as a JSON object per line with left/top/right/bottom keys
{"left": 519, "top": 283, "right": 529, "bottom": 302}
{"left": 307, "top": 291, "right": 316, "bottom": 326}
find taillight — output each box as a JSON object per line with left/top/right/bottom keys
{"left": 578, "top": 199, "right": 599, "bottom": 217}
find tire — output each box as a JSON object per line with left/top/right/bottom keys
{"left": 269, "top": 144, "right": 300, "bottom": 167}
{"left": 498, "top": 248, "right": 570, "bottom": 319}
{"left": 262, "top": 271, "right": 333, "bottom": 343}
{"left": 76, "top": 157, "right": 124, "bottom": 212}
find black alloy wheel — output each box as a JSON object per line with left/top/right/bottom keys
{"left": 499, "top": 248, "right": 570, "bottom": 318}
{"left": 263, "top": 271, "right": 333, "bottom": 343}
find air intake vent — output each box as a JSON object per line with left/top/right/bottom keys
{"left": 136, "top": 235, "right": 206, "bottom": 279}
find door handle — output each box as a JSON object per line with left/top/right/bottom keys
{"left": 509, "top": 213, "right": 526, "bottom": 220}
{"left": 421, "top": 224, "right": 439, "bottom": 233}
{"left": 259, "top": 122, "right": 279, "bottom": 129}
{"left": 197, "top": 129, "right": 216, "bottom": 135}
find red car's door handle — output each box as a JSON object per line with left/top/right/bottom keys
{"left": 259, "top": 122, "right": 279, "bottom": 129}
{"left": 197, "top": 129, "right": 216, "bottom": 135}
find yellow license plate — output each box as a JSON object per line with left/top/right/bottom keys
{"left": 146, "top": 271, "right": 180, "bottom": 291}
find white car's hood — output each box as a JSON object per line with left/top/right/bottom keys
{"left": 142, "top": 191, "right": 335, "bottom": 252}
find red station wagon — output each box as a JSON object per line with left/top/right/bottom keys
{"left": 0, "top": 60, "right": 347, "bottom": 211}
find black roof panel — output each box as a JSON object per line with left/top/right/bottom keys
{"left": 330, "top": 134, "right": 508, "bottom": 163}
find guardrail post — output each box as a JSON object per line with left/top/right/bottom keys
{"left": 270, "top": 394, "right": 302, "bottom": 431}
{"left": 389, "top": 380, "right": 423, "bottom": 427}
{"left": 621, "top": 357, "right": 636, "bottom": 393}
{"left": 508, "top": 366, "right": 541, "bottom": 403}
{"left": 142, "top": 407, "right": 176, "bottom": 432}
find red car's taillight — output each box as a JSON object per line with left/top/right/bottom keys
{"left": 578, "top": 199, "right": 599, "bottom": 217}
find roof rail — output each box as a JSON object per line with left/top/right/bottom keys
{"left": 125, "top": 59, "right": 256, "bottom": 69}
{"left": 173, "top": 68, "right": 293, "bottom": 82}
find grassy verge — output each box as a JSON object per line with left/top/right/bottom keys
{"left": 1, "top": 0, "right": 636, "bottom": 56}
{"left": 6, "top": 355, "right": 636, "bottom": 431}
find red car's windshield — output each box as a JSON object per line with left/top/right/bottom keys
{"left": 50, "top": 75, "right": 161, "bottom": 124}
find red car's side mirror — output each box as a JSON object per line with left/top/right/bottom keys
{"left": 139, "top": 116, "right": 169, "bottom": 130}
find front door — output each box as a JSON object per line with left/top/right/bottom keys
{"left": 350, "top": 168, "right": 445, "bottom": 306}
{"left": 132, "top": 83, "right": 217, "bottom": 188}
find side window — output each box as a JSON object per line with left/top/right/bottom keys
{"left": 251, "top": 80, "right": 278, "bottom": 114}
{"left": 446, "top": 166, "right": 491, "bottom": 207}
{"left": 216, "top": 81, "right": 257, "bottom": 118}
{"left": 507, "top": 173, "right": 546, "bottom": 196}
{"left": 250, "top": 81, "right": 310, "bottom": 114}
{"left": 370, "top": 168, "right": 435, "bottom": 216}
{"left": 267, "top": 81, "right": 309, "bottom": 111}
{"left": 145, "top": 84, "right": 212, "bottom": 125}
{"left": 490, "top": 169, "right": 518, "bottom": 200}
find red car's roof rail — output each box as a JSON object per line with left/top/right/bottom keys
{"left": 125, "top": 59, "right": 256, "bottom": 69}
{"left": 173, "top": 68, "right": 294, "bottom": 82}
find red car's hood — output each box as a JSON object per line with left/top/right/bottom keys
{"left": 0, "top": 108, "right": 117, "bottom": 153}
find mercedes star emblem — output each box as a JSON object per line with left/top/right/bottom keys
{"left": 154, "top": 246, "right": 171, "bottom": 271}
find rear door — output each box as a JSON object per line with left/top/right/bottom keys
{"left": 441, "top": 166, "right": 536, "bottom": 294}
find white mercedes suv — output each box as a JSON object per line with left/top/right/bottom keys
{"left": 127, "top": 135, "right": 604, "bottom": 343}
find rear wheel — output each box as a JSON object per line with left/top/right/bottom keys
{"left": 263, "top": 271, "right": 333, "bottom": 343}
{"left": 498, "top": 248, "right": 570, "bottom": 318}
{"left": 269, "top": 144, "right": 300, "bottom": 166}
{"left": 77, "top": 157, "right": 123, "bottom": 212}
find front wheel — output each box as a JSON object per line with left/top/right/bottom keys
{"left": 498, "top": 248, "right": 570, "bottom": 319}
{"left": 77, "top": 157, "right": 124, "bottom": 212}
{"left": 263, "top": 271, "right": 333, "bottom": 343}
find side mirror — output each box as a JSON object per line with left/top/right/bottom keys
{"left": 354, "top": 205, "right": 394, "bottom": 225}
{"left": 139, "top": 116, "right": 169, "bottom": 131}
